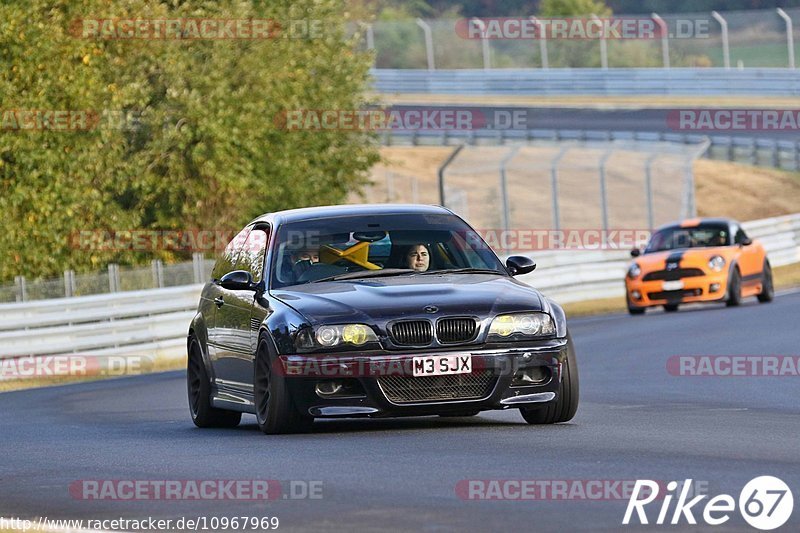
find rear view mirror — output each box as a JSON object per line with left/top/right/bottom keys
{"left": 506, "top": 256, "right": 536, "bottom": 276}
{"left": 218, "top": 270, "right": 256, "bottom": 291}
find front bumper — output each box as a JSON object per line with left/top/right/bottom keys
{"left": 626, "top": 271, "right": 728, "bottom": 308}
{"left": 279, "top": 338, "right": 569, "bottom": 418}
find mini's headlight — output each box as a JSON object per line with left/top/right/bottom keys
{"left": 488, "top": 313, "right": 555, "bottom": 338}
{"left": 708, "top": 255, "right": 726, "bottom": 272}
{"left": 309, "top": 324, "right": 378, "bottom": 348}
{"left": 628, "top": 263, "right": 641, "bottom": 279}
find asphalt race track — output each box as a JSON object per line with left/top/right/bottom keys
{"left": 1, "top": 291, "right": 799, "bottom": 532}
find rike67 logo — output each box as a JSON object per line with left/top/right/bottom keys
{"left": 623, "top": 477, "right": 794, "bottom": 530}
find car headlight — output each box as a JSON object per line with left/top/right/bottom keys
{"left": 488, "top": 313, "right": 555, "bottom": 339}
{"left": 296, "top": 324, "right": 378, "bottom": 350}
{"left": 708, "top": 255, "right": 726, "bottom": 272}
{"left": 628, "top": 263, "right": 641, "bottom": 279}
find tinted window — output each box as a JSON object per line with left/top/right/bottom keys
{"left": 211, "top": 227, "right": 251, "bottom": 281}
{"left": 235, "top": 227, "right": 270, "bottom": 282}
{"left": 271, "top": 213, "right": 506, "bottom": 288}
{"left": 645, "top": 223, "right": 730, "bottom": 253}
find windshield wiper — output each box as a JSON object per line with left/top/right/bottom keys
{"left": 309, "top": 269, "right": 417, "bottom": 283}
{"left": 417, "top": 268, "right": 504, "bottom": 275}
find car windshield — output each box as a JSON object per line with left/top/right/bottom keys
{"left": 270, "top": 213, "right": 506, "bottom": 288}
{"left": 645, "top": 223, "right": 730, "bottom": 253}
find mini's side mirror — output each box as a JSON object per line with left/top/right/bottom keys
{"left": 506, "top": 256, "right": 536, "bottom": 276}
{"left": 630, "top": 248, "right": 641, "bottom": 258}
{"left": 218, "top": 270, "right": 255, "bottom": 291}
{"left": 740, "top": 237, "right": 752, "bottom": 247}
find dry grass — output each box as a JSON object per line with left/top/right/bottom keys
{"left": 378, "top": 93, "right": 800, "bottom": 109}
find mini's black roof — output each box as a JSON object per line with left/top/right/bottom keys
{"left": 655, "top": 217, "right": 735, "bottom": 232}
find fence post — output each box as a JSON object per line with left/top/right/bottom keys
{"left": 645, "top": 154, "right": 659, "bottom": 229}
{"left": 415, "top": 19, "right": 435, "bottom": 71}
{"left": 499, "top": 147, "right": 521, "bottom": 239}
{"left": 470, "top": 18, "right": 491, "bottom": 69}
{"left": 652, "top": 13, "right": 670, "bottom": 69}
{"left": 15, "top": 275, "right": 27, "bottom": 302}
{"left": 711, "top": 11, "right": 731, "bottom": 69}
{"left": 64, "top": 270, "right": 75, "bottom": 298}
{"left": 591, "top": 14, "right": 608, "bottom": 69}
{"left": 550, "top": 146, "right": 571, "bottom": 232}
{"left": 152, "top": 260, "right": 164, "bottom": 288}
{"left": 192, "top": 253, "right": 204, "bottom": 284}
{"left": 598, "top": 149, "right": 614, "bottom": 231}
{"left": 777, "top": 9, "right": 796, "bottom": 69}
{"left": 108, "top": 264, "right": 120, "bottom": 292}
{"left": 530, "top": 17, "right": 549, "bottom": 69}
{"left": 438, "top": 145, "right": 465, "bottom": 206}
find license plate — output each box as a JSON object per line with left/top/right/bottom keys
{"left": 412, "top": 354, "right": 472, "bottom": 377}
{"left": 662, "top": 280, "right": 685, "bottom": 291}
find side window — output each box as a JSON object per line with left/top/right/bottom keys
{"left": 235, "top": 227, "right": 270, "bottom": 282}
{"left": 211, "top": 227, "right": 251, "bottom": 281}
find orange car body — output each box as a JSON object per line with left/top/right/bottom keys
{"left": 625, "top": 218, "right": 772, "bottom": 312}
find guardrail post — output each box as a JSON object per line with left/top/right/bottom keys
{"left": 108, "top": 264, "right": 120, "bottom": 292}
{"left": 415, "top": 19, "right": 435, "bottom": 71}
{"left": 711, "top": 11, "right": 731, "bottom": 69}
{"left": 777, "top": 9, "right": 796, "bottom": 69}
{"left": 15, "top": 275, "right": 27, "bottom": 302}
{"left": 499, "top": 147, "right": 521, "bottom": 240}
{"left": 470, "top": 18, "right": 491, "bottom": 69}
{"left": 591, "top": 14, "right": 608, "bottom": 69}
{"left": 438, "top": 145, "right": 465, "bottom": 206}
{"left": 652, "top": 13, "right": 670, "bottom": 68}
{"left": 530, "top": 17, "right": 549, "bottom": 69}
{"left": 550, "top": 146, "right": 571, "bottom": 232}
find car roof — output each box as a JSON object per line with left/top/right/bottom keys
{"left": 654, "top": 217, "right": 735, "bottom": 232}
{"left": 249, "top": 204, "right": 453, "bottom": 226}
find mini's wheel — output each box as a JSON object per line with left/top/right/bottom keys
{"left": 726, "top": 268, "right": 742, "bottom": 307}
{"left": 757, "top": 261, "right": 774, "bottom": 303}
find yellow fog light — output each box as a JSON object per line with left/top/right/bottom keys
{"left": 342, "top": 324, "right": 370, "bottom": 345}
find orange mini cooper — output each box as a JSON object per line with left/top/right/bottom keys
{"left": 625, "top": 218, "right": 774, "bottom": 314}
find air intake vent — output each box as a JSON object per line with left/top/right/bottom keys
{"left": 436, "top": 318, "right": 478, "bottom": 344}
{"left": 390, "top": 320, "right": 433, "bottom": 346}
{"left": 378, "top": 371, "right": 497, "bottom": 404}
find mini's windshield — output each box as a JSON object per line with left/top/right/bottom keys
{"left": 270, "top": 213, "right": 506, "bottom": 288}
{"left": 645, "top": 223, "right": 730, "bottom": 253}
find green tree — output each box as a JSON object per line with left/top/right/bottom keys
{"left": 0, "top": 0, "right": 379, "bottom": 281}
{"left": 540, "top": 0, "right": 612, "bottom": 16}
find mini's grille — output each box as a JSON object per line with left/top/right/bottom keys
{"left": 643, "top": 268, "right": 705, "bottom": 282}
{"left": 436, "top": 318, "right": 478, "bottom": 344}
{"left": 378, "top": 371, "right": 496, "bottom": 404}
{"left": 390, "top": 320, "right": 433, "bottom": 346}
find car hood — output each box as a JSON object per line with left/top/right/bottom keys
{"left": 270, "top": 273, "right": 545, "bottom": 325}
{"left": 635, "top": 247, "right": 735, "bottom": 270}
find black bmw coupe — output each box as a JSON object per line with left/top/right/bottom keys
{"left": 187, "top": 204, "right": 578, "bottom": 434}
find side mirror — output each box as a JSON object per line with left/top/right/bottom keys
{"left": 739, "top": 237, "right": 752, "bottom": 246}
{"left": 218, "top": 270, "right": 256, "bottom": 291}
{"left": 630, "top": 248, "right": 641, "bottom": 258}
{"left": 506, "top": 256, "right": 536, "bottom": 276}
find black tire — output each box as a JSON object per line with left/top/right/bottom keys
{"left": 726, "top": 267, "right": 742, "bottom": 307}
{"left": 627, "top": 294, "right": 645, "bottom": 315}
{"left": 663, "top": 304, "right": 680, "bottom": 312}
{"left": 254, "top": 337, "right": 314, "bottom": 435}
{"left": 520, "top": 334, "right": 579, "bottom": 424}
{"left": 757, "top": 261, "right": 774, "bottom": 303}
{"left": 187, "top": 338, "right": 242, "bottom": 428}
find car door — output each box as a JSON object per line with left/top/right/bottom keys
{"left": 206, "top": 226, "right": 252, "bottom": 383}
{"left": 215, "top": 225, "right": 271, "bottom": 387}
{"left": 732, "top": 224, "right": 761, "bottom": 280}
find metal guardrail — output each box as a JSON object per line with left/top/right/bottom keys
{"left": 372, "top": 68, "right": 800, "bottom": 96}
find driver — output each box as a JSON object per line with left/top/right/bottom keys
{"left": 290, "top": 247, "right": 320, "bottom": 277}
{"left": 404, "top": 243, "right": 431, "bottom": 272}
